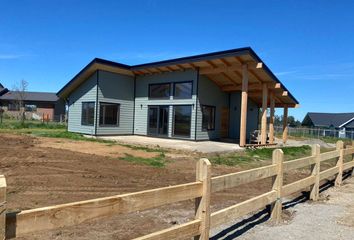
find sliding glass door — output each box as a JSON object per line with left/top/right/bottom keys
{"left": 148, "top": 106, "right": 169, "bottom": 136}
{"left": 173, "top": 105, "right": 192, "bottom": 138}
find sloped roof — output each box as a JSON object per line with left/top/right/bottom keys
{"left": 303, "top": 112, "right": 354, "bottom": 128}
{"left": 0, "top": 91, "right": 59, "bottom": 102}
{"left": 57, "top": 47, "right": 299, "bottom": 108}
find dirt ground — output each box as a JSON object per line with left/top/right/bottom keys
{"left": 0, "top": 133, "right": 314, "bottom": 239}
{"left": 232, "top": 177, "right": 354, "bottom": 240}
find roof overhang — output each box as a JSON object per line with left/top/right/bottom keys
{"left": 57, "top": 59, "right": 133, "bottom": 99}
{"left": 339, "top": 117, "right": 354, "bottom": 128}
{"left": 57, "top": 47, "right": 299, "bottom": 107}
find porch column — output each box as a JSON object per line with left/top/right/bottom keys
{"left": 282, "top": 106, "right": 288, "bottom": 144}
{"left": 239, "top": 64, "right": 248, "bottom": 147}
{"left": 261, "top": 83, "right": 268, "bottom": 144}
{"left": 269, "top": 92, "right": 275, "bottom": 144}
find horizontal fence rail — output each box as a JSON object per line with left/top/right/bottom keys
{"left": 1, "top": 141, "right": 354, "bottom": 239}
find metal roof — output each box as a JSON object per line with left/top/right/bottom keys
{"left": 57, "top": 47, "right": 299, "bottom": 107}
{"left": 0, "top": 91, "right": 59, "bottom": 102}
{"left": 303, "top": 112, "right": 354, "bottom": 128}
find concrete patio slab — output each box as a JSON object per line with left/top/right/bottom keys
{"left": 98, "top": 135, "right": 243, "bottom": 153}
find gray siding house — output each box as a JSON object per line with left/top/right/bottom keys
{"left": 57, "top": 48, "right": 299, "bottom": 145}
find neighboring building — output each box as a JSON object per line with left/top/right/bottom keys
{"left": 57, "top": 47, "right": 299, "bottom": 145}
{"left": 302, "top": 112, "right": 354, "bottom": 138}
{"left": 0, "top": 86, "right": 65, "bottom": 121}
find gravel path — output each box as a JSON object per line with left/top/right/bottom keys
{"left": 212, "top": 176, "right": 354, "bottom": 240}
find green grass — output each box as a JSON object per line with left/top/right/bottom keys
{"left": 210, "top": 145, "right": 312, "bottom": 167}
{"left": 0, "top": 119, "right": 66, "bottom": 130}
{"left": 275, "top": 132, "right": 352, "bottom": 145}
{"left": 119, "top": 153, "right": 166, "bottom": 167}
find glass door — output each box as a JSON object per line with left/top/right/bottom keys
{"left": 148, "top": 106, "right": 169, "bottom": 136}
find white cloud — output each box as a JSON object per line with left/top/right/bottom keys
{"left": 0, "top": 54, "right": 23, "bottom": 59}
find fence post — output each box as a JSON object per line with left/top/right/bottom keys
{"left": 310, "top": 144, "right": 320, "bottom": 201}
{"left": 271, "top": 149, "right": 283, "bottom": 223}
{"left": 0, "top": 175, "right": 6, "bottom": 240}
{"left": 194, "top": 158, "right": 211, "bottom": 240}
{"left": 335, "top": 141, "right": 344, "bottom": 187}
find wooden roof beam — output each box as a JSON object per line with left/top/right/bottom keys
{"left": 200, "top": 62, "right": 262, "bottom": 75}
{"left": 205, "top": 74, "right": 224, "bottom": 89}
{"left": 221, "top": 82, "right": 281, "bottom": 92}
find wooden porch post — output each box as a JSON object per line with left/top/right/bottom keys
{"left": 282, "top": 106, "right": 288, "bottom": 144}
{"left": 269, "top": 92, "right": 275, "bottom": 144}
{"left": 239, "top": 64, "right": 248, "bottom": 147}
{"left": 261, "top": 83, "right": 268, "bottom": 144}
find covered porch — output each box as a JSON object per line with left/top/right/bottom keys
{"left": 132, "top": 48, "right": 299, "bottom": 146}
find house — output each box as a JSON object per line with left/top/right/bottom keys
{"left": 302, "top": 112, "right": 354, "bottom": 138}
{"left": 0, "top": 85, "right": 65, "bottom": 121}
{"left": 57, "top": 47, "right": 299, "bottom": 146}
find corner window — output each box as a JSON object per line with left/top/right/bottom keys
{"left": 173, "top": 81, "right": 192, "bottom": 99}
{"left": 202, "top": 105, "right": 215, "bottom": 131}
{"left": 81, "top": 102, "right": 95, "bottom": 126}
{"left": 149, "top": 83, "right": 171, "bottom": 99}
{"left": 99, "top": 102, "right": 120, "bottom": 126}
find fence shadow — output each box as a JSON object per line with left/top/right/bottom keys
{"left": 211, "top": 172, "right": 352, "bottom": 239}
{"left": 210, "top": 206, "right": 270, "bottom": 240}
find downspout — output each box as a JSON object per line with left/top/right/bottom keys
{"left": 95, "top": 70, "right": 99, "bottom": 136}
{"left": 65, "top": 97, "right": 69, "bottom": 131}
{"left": 194, "top": 68, "right": 199, "bottom": 141}
{"left": 132, "top": 74, "right": 136, "bottom": 135}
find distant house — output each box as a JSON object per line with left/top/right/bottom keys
{"left": 302, "top": 112, "right": 354, "bottom": 138}
{"left": 0, "top": 84, "right": 65, "bottom": 121}
{"left": 57, "top": 47, "right": 299, "bottom": 145}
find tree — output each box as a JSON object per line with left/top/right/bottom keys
{"left": 271, "top": 114, "right": 301, "bottom": 127}
{"left": 13, "top": 79, "right": 28, "bottom": 124}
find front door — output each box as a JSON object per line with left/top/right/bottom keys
{"left": 221, "top": 107, "right": 229, "bottom": 138}
{"left": 148, "top": 106, "right": 169, "bottom": 136}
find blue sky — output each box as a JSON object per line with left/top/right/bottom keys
{"left": 1, "top": 0, "right": 353, "bottom": 120}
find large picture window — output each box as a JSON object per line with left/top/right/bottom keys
{"left": 173, "top": 105, "right": 192, "bottom": 137}
{"left": 202, "top": 105, "right": 216, "bottom": 131}
{"left": 99, "top": 102, "right": 120, "bottom": 126}
{"left": 149, "top": 83, "right": 171, "bottom": 99}
{"left": 173, "top": 81, "right": 192, "bottom": 99}
{"left": 81, "top": 102, "right": 95, "bottom": 126}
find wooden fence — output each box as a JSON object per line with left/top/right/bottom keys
{"left": 0, "top": 141, "right": 354, "bottom": 239}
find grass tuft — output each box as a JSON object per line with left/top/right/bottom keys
{"left": 119, "top": 153, "right": 166, "bottom": 167}
{"left": 210, "top": 145, "right": 312, "bottom": 167}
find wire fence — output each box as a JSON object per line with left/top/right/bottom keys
{"left": 274, "top": 126, "right": 354, "bottom": 141}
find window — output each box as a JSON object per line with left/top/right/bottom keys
{"left": 174, "top": 81, "right": 192, "bottom": 99}
{"left": 173, "top": 105, "right": 192, "bottom": 137}
{"left": 8, "top": 103, "right": 19, "bottom": 111}
{"left": 25, "top": 104, "right": 37, "bottom": 112}
{"left": 149, "top": 83, "right": 171, "bottom": 99}
{"left": 81, "top": 102, "right": 95, "bottom": 126}
{"left": 202, "top": 105, "right": 216, "bottom": 131}
{"left": 99, "top": 103, "right": 120, "bottom": 126}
